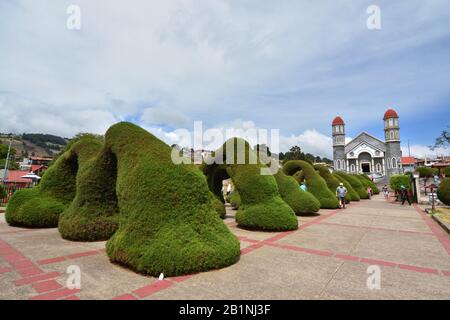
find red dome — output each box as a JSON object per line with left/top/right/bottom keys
{"left": 383, "top": 108, "right": 399, "bottom": 120}
{"left": 332, "top": 116, "right": 345, "bottom": 126}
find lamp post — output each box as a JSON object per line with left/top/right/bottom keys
{"left": 2, "top": 138, "right": 13, "bottom": 182}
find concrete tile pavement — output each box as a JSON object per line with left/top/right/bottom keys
{"left": 0, "top": 195, "right": 449, "bottom": 300}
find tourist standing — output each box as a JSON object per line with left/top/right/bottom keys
{"left": 336, "top": 183, "right": 348, "bottom": 209}
{"left": 226, "top": 183, "right": 232, "bottom": 196}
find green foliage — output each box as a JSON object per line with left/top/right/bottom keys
{"left": 389, "top": 174, "right": 411, "bottom": 192}
{"left": 314, "top": 165, "right": 351, "bottom": 203}
{"left": 0, "top": 184, "right": 6, "bottom": 198}
{"left": 22, "top": 134, "right": 67, "bottom": 147}
{"left": 6, "top": 137, "right": 103, "bottom": 228}
{"left": 274, "top": 171, "right": 320, "bottom": 215}
{"left": 58, "top": 147, "right": 120, "bottom": 241}
{"left": 227, "top": 191, "right": 241, "bottom": 209}
{"left": 283, "top": 160, "right": 340, "bottom": 209}
{"left": 444, "top": 166, "right": 450, "bottom": 177}
{"left": 357, "top": 174, "right": 380, "bottom": 194}
{"left": 105, "top": 123, "right": 240, "bottom": 276}
{"left": 211, "top": 194, "right": 226, "bottom": 219}
{"left": 332, "top": 173, "right": 360, "bottom": 202}
{"left": 416, "top": 166, "right": 437, "bottom": 178}
{"left": 202, "top": 138, "right": 298, "bottom": 231}
{"left": 430, "top": 126, "right": 449, "bottom": 150}
{"left": 437, "top": 178, "right": 450, "bottom": 205}
{"left": 333, "top": 172, "right": 369, "bottom": 199}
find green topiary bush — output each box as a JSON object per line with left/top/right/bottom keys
{"left": 274, "top": 171, "right": 320, "bottom": 215}
{"left": 334, "top": 172, "right": 369, "bottom": 199}
{"left": 437, "top": 178, "right": 450, "bottom": 205}
{"left": 202, "top": 138, "right": 298, "bottom": 231}
{"left": 443, "top": 166, "right": 450, "bottom": 177}
{"left": 211, "top": 194, "right": 226, "bottom": 219}
{"left": 357, "top": 174, "right": 380, "bottom": 194}
{"left": 100, "top": 122, "right": 240, "bottom": 276}
{"left": 0, "top": 184, "right": 5, "bottom": 199}
{"left": 314, "top": 165, "right": 351, "bottom": 203}
{"left": 332, "top": 173, "right": 360, "bottom": 201}
{"left": 389, "top": 174, "right": 411, "bottom": 192}
{"left": 6, "top": 137, "right": 103, "bottom": 228}
{"left": 283, "top": 160, "right": 340, "bottom": 209}
{"left": 227, "top": 191, "right": 241, "bottom": 209}
{"left": 58, "top": 147, "right": 120, "bottom": 241}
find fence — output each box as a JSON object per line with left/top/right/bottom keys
{"left": 0, "top": 184, "right": 31, "bottom": 207}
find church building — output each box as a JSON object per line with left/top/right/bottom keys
{"left": 332, "top": 109, "right": 402, "bottom": 178}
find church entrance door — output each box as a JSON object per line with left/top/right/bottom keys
{"left": 361, "top": 163, "right": 370, "bottom": 173}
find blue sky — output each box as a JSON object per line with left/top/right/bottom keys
{"left": 0, "top": 0, "right": 449, "bottom": 158}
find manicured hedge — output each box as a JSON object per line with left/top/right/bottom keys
{"left": 444, "top": 166, "right": 450, "bottom": 177}
{"left": 103, "top": 122, "right": 240, "bottom": 276}
{"left": 227, "top": 191, "right": 241, "bottom": 209}
{"left": 274, "top": 171, "right": 320, "bottom": 215}
{"left": 334, "top": 172, "right": 369, "bottom": 199}
{"left": 389, "top": 174, "right": 411, "bottom": 192}
{"left": 314, "top": 165, "right": 351, "bottom": 203}
{"left": 357, "top": 174, "right": 380, "bottom": 194}
{"left": 437, "top": 178, "right": 450, "bottom": 205}
{"left": 203, "top": 138, "right": 298, "bottom": 231}
{"left": 283, "top": 160, "right": 340, "bottom": 209}
{"left": 292, "top": 170, "right": 304, "bottom": 184}
{"left": 0, "top": 184, "right": 5, "bottom": 199}
{"left": 332, "top": 173, "right": 360, "bottom": 201}
{"left": 6, "top": 137, "right": 103, "bottom": 228}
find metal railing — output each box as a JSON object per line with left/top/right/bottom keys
{"left": 0, "top": 184, "right": 31, "bottom": 207}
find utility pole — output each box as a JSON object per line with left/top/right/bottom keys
{"left": 2, "top": 137, "right": 13, "bottom": 182}
{"left": 408, "top": 140, "right": 411, "bottom": 158}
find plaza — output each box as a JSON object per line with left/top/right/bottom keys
{"left": 1, "top": 195, "right": 449, "bottom": 300}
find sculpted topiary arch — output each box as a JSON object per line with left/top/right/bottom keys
{"left": 283, "top": 160, "right": 340, "bottom": 209}
{"left": 202, "top": 138, "right": 298, "bottom": 231}
{"left": 6, "top": 137, "right": 103, "bottom": 228}
{"left": 314, "top": 165, "right": 355, "bottom": 203}
{"left": 7, "top": 122, "right": 240, "bottom": 277}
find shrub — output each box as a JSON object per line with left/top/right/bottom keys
{"left": 292, "top": 170, "right": 304, "bottom": 183}
{"left": 444, "top": 166, "right": 450, "bottom": 177}
{"left": 99, "top": 123, "right": 240, "bottom": 276}
{"left": 389, "top": 174, "right": 411, "bottom": 192}
{"left": 314, "top": 165, "right": 352, "bottom": 203}
{"left": 202, "top": 138, "right": 298, "bottom": 231}
{"left": 58, "top": 148, "right": 120, "bottom": 241}
{"left": 437, "top": 178, "right": 450, "bottom": 205}
{"left": 0, "top": 184, "right": 5, "bottom": 199}
{"left": 227, "top": 191, "right": 241, "bottom": 209}
{"left": 356, "top": 174, "right": 379, "bottom": 194}
{"left": 6, "top": 137, "right": 103, "bottom": 228}
{"left": 283, "top": 160, "right": 340, "bottom": 209}
{"left": 274, "top": 171, "right": 320, "bottom": 215}
{"left": 211, "top": 195, "right": 226, "bottom": 219}
{"left": 333, "top": 172, "right": 369, "bottom": 199}
{"left": 332, "top": 173, "right": 360, "bottom": 201}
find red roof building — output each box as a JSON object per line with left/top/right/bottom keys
{"left": 1, "top": 170, "right": 34, "bottom": 185}
{"left": 401, "top": 157, "right": 416, "bottom": 165}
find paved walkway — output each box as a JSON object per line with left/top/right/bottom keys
{"left": 1, "top": 195, "right": 449, "bottom": 300}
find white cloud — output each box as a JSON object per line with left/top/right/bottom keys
{"left": 141, "top": 107, "right": 189, "bottom": 127}
{"left": 401, "top": 145, "right": 449, "bottom": 159}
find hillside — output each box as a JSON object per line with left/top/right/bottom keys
{"left": 0, "top": 133, "right": 68, "bottom": 159}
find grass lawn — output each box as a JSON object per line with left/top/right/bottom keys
{"left": 434, "top": 207, "right": 450, "bottom": 226}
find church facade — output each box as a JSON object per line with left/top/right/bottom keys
{"left": 332, "top": 109, "right": 402, "bottom": 178}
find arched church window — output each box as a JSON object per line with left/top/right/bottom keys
{"left": 392, "top": 157, "right": 397, "bottom": 168}
{"left": 350, "top": 164, "right": 355, "bottom": 172}
{"left": 376, "top": 163, "right": 381, "bottom": 172}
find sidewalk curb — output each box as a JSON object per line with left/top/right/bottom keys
{"left": 432, "top": 214, "right": 450, "bottom": 235}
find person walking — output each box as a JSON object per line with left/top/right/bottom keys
{"left": 299, "top": 182, "right": 308, "bottom": 192}
{"left": 367, "top": 186, "right": 372, "bottom": 199}
{"left": 336, "top": 183, "right": 348, "bottom": 209}
{"left": 382, "top": 185, "right": 389, "bottom": 199}
{"left": 226, "top": 183, "right": 232, "bottom": 196}
{"left": 400, "top": 185, "right": 411, "bottom": 205}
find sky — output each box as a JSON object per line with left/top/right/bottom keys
{"left": 0, "top": 0, "right": 449, "bottom": 159}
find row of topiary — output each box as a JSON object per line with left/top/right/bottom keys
{"left": 5, "top": 124, "right": 378, "bottom": 277}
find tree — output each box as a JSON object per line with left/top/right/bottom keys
{"left": 430, "top": 127, "right": 449, "bottom": 150}
{"left": 416, "top": 166, "right": 437, "bottom": 190}
{"left": 283, "top": 146, "right": 304, "bottom": 162}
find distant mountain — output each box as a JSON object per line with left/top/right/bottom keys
{"left": 0, "top": 133, "right": 68, "bottom": 159}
